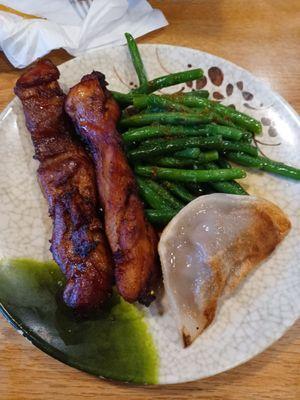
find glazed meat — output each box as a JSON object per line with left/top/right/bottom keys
{"left": 65, "top": 72, "right": 160, "bottom": 305}
{"left": 14, "top": 60, "right": 114, "bottom": 311}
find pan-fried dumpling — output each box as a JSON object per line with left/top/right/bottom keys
{"left": 158, "top": 194, "right": 291, "bottom": 347}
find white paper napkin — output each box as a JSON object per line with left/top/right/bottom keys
{"left": 0, "top": 0, "right": 168, "bottom": 68}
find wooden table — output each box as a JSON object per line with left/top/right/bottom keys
{"left": 0, "top": 1, "right": 299, "bottom": 399}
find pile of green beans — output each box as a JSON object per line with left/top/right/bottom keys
{"left": 115, "top": 33, "right": 300, "bottom": 226}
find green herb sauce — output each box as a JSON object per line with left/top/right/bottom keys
{"left": 0, "top": 258, "right": 158, "bottom": 384}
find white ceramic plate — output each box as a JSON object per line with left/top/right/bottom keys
{"left": 0, "top": 44, "right": 299, "bottom": 384}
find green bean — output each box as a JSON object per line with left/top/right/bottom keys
{"left": 206, "top": 124, "right": 244, "bottom": 141}
{"left": 133, "top": 69, "right": 203, "bottom": 94}
{"left": 152, "top": 156, "right": 197, "bottom": 168}
{"left": 122, "top": 125, "right": 210, "bottom": 143}
{"left": 208, "top": 181, "right": 248, "bottom": 195}
{"left": 153, "top": 151, "right": 219, "bottom": 167}
{"left": 226, "top": 152, "right": 263, "bottom": 167}
{"left": 135, "top": 165, "right": 247, "bottom": 183}
{"left": 125, "top": 33, "right": 148, "bottom": 89}
{"left": 226, "top": 152, "right": 300, "bottom": 180}
{"left": 221, "top": 141, "right": 258, "bottom": 156}
{"left": 122, "top": 123, "right": 252, "bottom": 144}
{"left": 204, "top": 162, "right": 248, "bottom": 195}
{"left": 143, "top": 91, "right": 209, "bottom": 111}
{"left": 174, "top": 147, "right": 201, "bottom": 159}
{"left": 144, "top": 179, "right": 184, "bottom": 210}
{"left": 162, "top": 181, "right": 196, "bottom": 203}
{"left": 145, "top": 209, "right": 177, "bottom": 225}
{"left": 168, "top": 96, "right": 262, "bottom": 134}
{"left": 194, "top": 150, "right": 219, "bottom": 164}
{"left": 213, "top": 105, "right": 262, "bottom": 134}
{"left": 111, "top": 91, "right": 133, "bottom": 107}
{"left": 135, "top": 135, "right": 217, "bottom": 149}
{"left": 119, "top": 111, "right": 213, "bottom": 128}
{"left": 136, "top": 177, "right": 174, "bottom": 211}
{"left": 164, "top": 90, "right": 209, "bottom": 100}
{"left": 195, "top": 150, "right": 219, "bottom": 164}
{"left": 133, "top": 94, "right": 194, "bottom": 112}
{"left": 131, "top": 94, "right": 161, "bottom": 109}
{"left": 138, "top": 137, "right": 171, "bottom": 148}
{"left": 128, "top": 136, "right": 222, "bottom": 159}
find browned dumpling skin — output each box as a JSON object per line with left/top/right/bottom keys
{"left": 15, "top": 60, "right": 114, "bottom": 312}
{"left": 65, "top": 72, "right": 160, "bottom": 305}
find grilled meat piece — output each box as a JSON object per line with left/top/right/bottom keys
{"left": 65, "top": 72, "right": 160, "bottom": 305}
{"left": 14, "top": 60, "right": 114, "bottom": 311}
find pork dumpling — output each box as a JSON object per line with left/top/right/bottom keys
{"left": 158, "top": 194, "right": 291, "bottom": 347}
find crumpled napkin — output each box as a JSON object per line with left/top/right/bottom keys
{"left": 0, "top": 0, "right": 168, "bottom": 68}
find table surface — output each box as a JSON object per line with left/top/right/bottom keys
{"left": 0, "top": 1, "right": 299, "bottom": 399}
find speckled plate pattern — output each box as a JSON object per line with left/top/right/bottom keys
{"left": 0, "top": 44, "right": 299, "bottom": 384}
